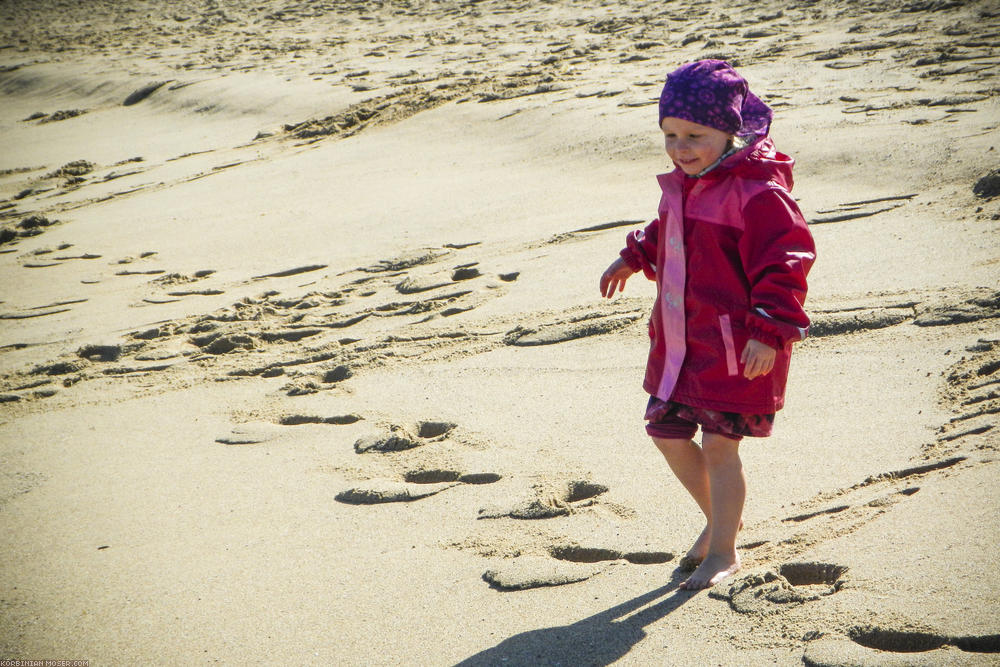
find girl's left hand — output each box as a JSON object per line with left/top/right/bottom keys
{"left": 600, "top": 257, "right": 633, "bottom": 298}
{"left": 741, "top": 339, "right": 776, "bottom": 380}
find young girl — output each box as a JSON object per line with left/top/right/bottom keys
{"left": 600, "top": 60, "right": 815, "bottom": 590}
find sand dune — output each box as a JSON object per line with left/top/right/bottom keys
{"left": 2, "top": 0, "right": 999, "bottom": 664}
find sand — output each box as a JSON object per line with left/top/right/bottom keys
{"left": 1, "top": 0, "right": 999, "bottom": 664}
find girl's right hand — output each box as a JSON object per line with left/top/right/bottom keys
{"left": 600, "top": 257, "right": 633, "bottom": 298}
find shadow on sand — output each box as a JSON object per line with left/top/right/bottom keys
{"left": 455, "top": 571, "right": 694, "bottom": 666}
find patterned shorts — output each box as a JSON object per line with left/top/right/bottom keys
{"left": 644, "top": 396, "right": 774, "bottom": 442}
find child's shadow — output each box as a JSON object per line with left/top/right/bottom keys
{"left": 455, "top": 571, "right": 693, "bottom": 666}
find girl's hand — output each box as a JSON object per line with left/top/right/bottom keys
{"left": 741, "top": 339, "right": 776, "bottom": 380}
{"left": 600, "top": 258, "right": 633, "bottom": 298}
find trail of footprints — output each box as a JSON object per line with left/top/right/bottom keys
{"left": 5, "top": 281, "right": 994, "bottom": 407}
{"left": 271, "top": 408, "right": 674, "bottom": 591}
{"left": 708, "top": 337, "right": 1000, "bottom": 662}
{"left": 210, "top": 298, "right": 1000, "bottom": 605}
{"left": 218, "top": 398, "right": 674, "bottom": 591}
{"left": 0, "top": 241, "right": 648, "bottom": 404}
{"left": 220, "top": 331, "right": 996, "bottom": 642}
{"left": 338, "top": 418, "right": 677, "bottom": 592}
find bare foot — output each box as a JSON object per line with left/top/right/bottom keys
{"left": 679, "top": 553, "right": 741, "bottom": 590}
{"left": 678, "top": 526, "right": 712, "bottom": 571}
{"left": 679, "top": 519, "right": 744, "bottom": 571}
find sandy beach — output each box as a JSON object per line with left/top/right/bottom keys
{"left": 1, "top": 0, "right": 998, "bottom": 664}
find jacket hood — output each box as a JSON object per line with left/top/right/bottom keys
{"left": 725, "top": 136, "right": 794, "bottom": 191}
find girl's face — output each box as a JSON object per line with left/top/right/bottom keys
{"left": 661, "top": 117, "right": 732, "bottom": 175}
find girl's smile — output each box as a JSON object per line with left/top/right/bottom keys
{"left": 661, "top": 116, "right": 732, "bottom": 175}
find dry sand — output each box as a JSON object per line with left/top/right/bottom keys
{"left": 1, "top": 0, "right": 999, "bottom": 665}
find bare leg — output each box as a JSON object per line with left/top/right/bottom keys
{"left": 680, "top": 432, "right": 745, "bottom": 590}
{"left": 652, "top": 437, "right": 711, "bottom": 514}
{"left": 652, "top": 438, "right": 711, "bottom": 564}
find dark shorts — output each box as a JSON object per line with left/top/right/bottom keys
{"left": 644, "top": 396, "right": 774, "bottom": 442}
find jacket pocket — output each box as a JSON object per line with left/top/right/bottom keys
{"left": 718, "top": 314, "right": 739, "bottom": 377}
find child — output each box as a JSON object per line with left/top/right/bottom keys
{"left": 599, "top": 60, "right": 815, "bottom": 590}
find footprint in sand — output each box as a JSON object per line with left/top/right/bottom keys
{"left": 549, "top": 544, "right": 674, "bottom": 566}
{"left": 379, "top": 263, "right": 498, "bottom": 321}
{"left": 451, "top": 263, "right": 481, "bottom": 281}
{"left": 477, "top": 479, "right": 609, "bottom": 519}
{"left": 394, "top": 260, "right": 492, "bottom": 294}
{"left": 481, "top": 542, "right": 674, "bottom": 592}
{"left": 335, "top": 470, "right": 502, "bottom": 506}
{"left": 217, "top": 412, "right": 365, "bottom": 446}
{"left": 142, "top": 272, "right": 223, "bottom": 304}
{"left": 279, "top": 413, "right": 363, "bottom": 426}
{"left": 29, "top": 109, "right": 88, "bottom": 124}
{"left": 373, "top": 290, "right": 472, "bottom": 318}
{"left": 353, "top": 420, "right": 457, "bottom": 454}
{"left": 77, "top": 344, "right": 124, "bottom": 363}
{"left": 404, "top": 469, "right": 502, "bottom": 485}
{"left": 335, "top": 417, "right": 502, "bottom": 505}
{"left": 803, "top": 625, "right": 1000, "bottom": 666}
{"left": 846, "top": 625, "right": 1000, "bottom": 654}
{"left": 473, "top": 479, "right": 673, "bottom": 590}
{"left": 0, "top": 333, "right": 185, "bottom": 400}
{"left": 710, "top": 562, "right": 850, "bottom": 615}
{"left": 481, "top": 557, "right": 603, "bottom": 592}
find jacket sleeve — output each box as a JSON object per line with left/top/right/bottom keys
{"left": 620, "top": 217, "right": 659, "bottom": 280}
{"left": 738, "top": 188, "right": 816, "bottom": 348}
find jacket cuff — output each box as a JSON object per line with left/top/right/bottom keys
{"left": 619, "top": 247, "right": 643, "bottom": 274}
{"left": 746, "top": 311, "right": 806, "bottom": 349}
{"left": 621, "top": 241, "right": 656, "bottom": 280}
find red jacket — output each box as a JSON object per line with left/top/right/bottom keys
{"left": 620, "top": 138, "right": 815, "bottom": 414}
